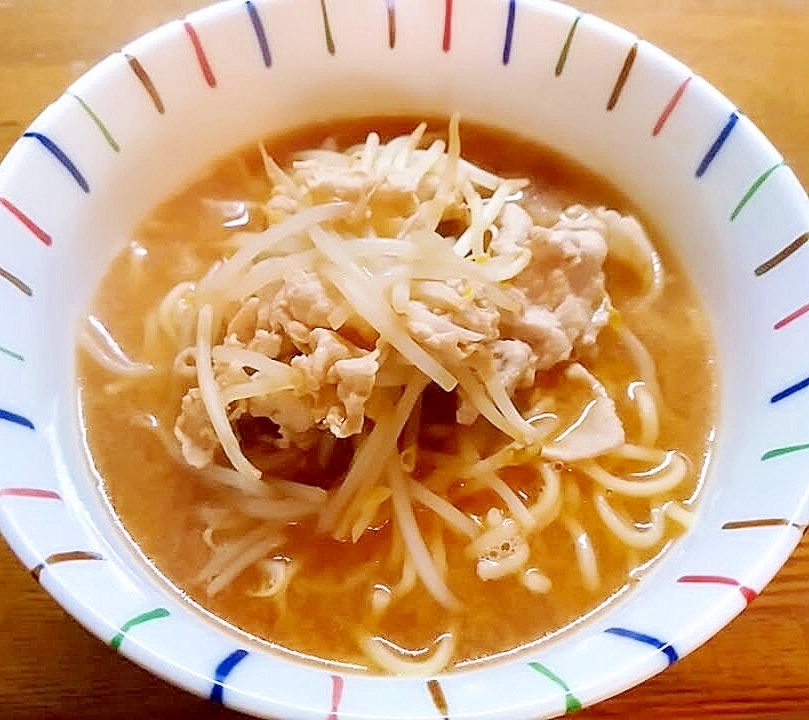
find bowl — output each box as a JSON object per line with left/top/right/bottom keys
{"left": 1, "top": 0, "right": 808, "bottom": 717}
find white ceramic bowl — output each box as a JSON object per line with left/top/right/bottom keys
{"left": 1, "top": 1, "right": 808, "bottom": 717}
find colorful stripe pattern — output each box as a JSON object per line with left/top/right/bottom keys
{"left": 0, "top": 197, "right": 51, "bottom": 245}
{"left": 607, "top": 43, "right": 638, "bottom": 111}
{"left": 755, "top": 232, "right": 809, "bottom": 277}
{"left": 442, "top": 0, "right": 453, "bottom": 52}
{"left": 66, "top": 92, "right": 120, "bottom": 153}
{"left": 696, "top": 112, "right": 740, "bottom": 178}
{"left": 0, "top": 266, "right": 32, "bottom": 296}
{"left": 110, "top": 608, "right": 171, "bottom": 650}
{"left": 125, "top": 54, "right": 165, "bottom": 114}
{"left": 184, "top": 22, "right": 217, "bottom": 88}
{"left": 771, "top": 374, "right": 809, "bottom": 404}
{"left": 604, "top": 628, "right": 679, "bottom": 666}
{"left": 503, "top": 0, "right": 517, "bottom": 65}
{"left": 0, "top": 408, "right": 34, "bottom": 430}
{"left": 210, "top": 649, "right": 249, "bottom": 704}
{"left": 731, "top": 161, "right": 786, "bottom": 221}
{"left": 427, "top": 679, "right": 449, "bottom": 719}
{"left": 677, "top": 575, "right": 758, "bottom": 605}
{"left": 776, "top": 301, "right": 809, "bottom": 331}
{"left": 555, "top": 15, "right": 581, "bottom": 76}
{"left": 653, "top": 77, "right": 692, "bottom": 136}
{"left": 31, "top": 551, "right": 104, "bottom": 582}
{"left": 328, "top": 674, "right": 345, "bottom": 720}
{"left": 529, "top": 662, "right": 582, "bottom": 714}
{"left": 0, "top": 488, "right": 61, "bottom": 500}
{"left": 762, "top": 444, "right": 809, "bottom": 462}
{"left": 246, "top": 1, "right": 272, "bottom": 67}
{"left": 386, "top": 0, "right": 396, "bottom": 49}
{"left": 0, "top": 345, "right": 23, "bottom": 362}
{"left": 22, "top": 132, "right": 89, "bottom": 192}
{"left": 722, "top": 518, "right": 803, "bottom": 531}
{"left": 0, "top": 4, "right": 806, "bottom": 718}
{"left": 320, "top": 0, "right": 336, "bottom": 55}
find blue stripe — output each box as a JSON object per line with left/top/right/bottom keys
{"left": 0, "top": 408, "right": 35, "bottom": 430}
{"left": 23, "top": 132, "right": 89, "bottom": 193}
{"left": 210, "top": 649, "right": 249, "bottom": 705}
{"left": 696, "top": 111, "right": 740, "bottom": 178}
{"left": 503, "top": 0, "right": 516, "bottom": 65}
{"left": 604, "top": 627, "right": 679, "bottom": 666}
{"left": 246, "top": 1, "right": 272, "bottom": 67}
{"left": 771, "top": 375, "right": 809, "bottom": 404}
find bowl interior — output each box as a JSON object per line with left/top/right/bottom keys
{"left": 0, "top": 0, "right": 808, "bottom": 718}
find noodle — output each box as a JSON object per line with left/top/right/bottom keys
{"left": 578, "top": 454, "right": 688, "bottom": 498}
{"left": 665, "top": 502, "right": 697, "bottom": 529}
{"left": 477, "top": 471, "right": 536, "bottom": 530}
{"left": 389, "top": 460, "right": 460, "bottom": 610}
{"left": 617, "top": 325, "right": 661, "bottom": 400}
{"left": 79, "top": 316, "right": 154, "bottom": 377}
{"left": 563, "top": 517, "right": 600, "bottom": 593}
{"left": 358, "top": 634, "right": 455, "bottom": 677}
{"left": 632, "top": 383, "right": 660, "bottom": 447}
{"left": 593, "top": 492, "right": 667, "bottom": 550}
{"left": 531, "top": 464, "right": 564, "bottom": 528}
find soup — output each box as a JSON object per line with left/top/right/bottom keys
{"left": 78, "top": 117, "right": 716, "bottom": 674}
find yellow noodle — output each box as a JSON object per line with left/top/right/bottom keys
{"left": 563, "top": 516, "right": 600, "bottom": 592}
{"left": 577, "top": 454, "right": 687, "bottom": 498}
{"left": 358, "top": 634, "right": 455, "bottom": 677}
{"left": 593, "top": 492, "right": 666, "bottom": 550}
{"left": 664, "top": 501, "right": 697, "bottom": 529}
{"left": 531, "top": 463, "right": 564, "bottom": 529}
{"left": 478, "top": 471, "right": 536, "bottom": 530}
{"left": 633, "top": 383, "right": 660, "bottom": 447}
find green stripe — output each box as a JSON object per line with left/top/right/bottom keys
{"left": 730, "top": 161, "right": 785, "bottom": 221}
{"left": 762, "top": 443, "right": 809, "bottom": 462}
{"left": 529, "top": 662, "right": 582, "bottom": 714}
{"left": 67, "top": 92, "right": 121, "bottom": 153}
{"left": 555, "top": 15, "right": 581, "bottom": 77}
{"left": 0, "top": 345, "right": 23, "bottom": 362}
{"left": 110, "top": 608, "right": 170, "bottom": 650}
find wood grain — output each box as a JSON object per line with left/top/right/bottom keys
{"left": 1, "top": 1, "right": 808, "bottom": 718}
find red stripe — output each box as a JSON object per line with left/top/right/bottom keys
{"left": 775, "top": 301, "right": 809, "bottom": 330}
{"left": 679, "top": 575, "right": 739, "bottom": 588}
{"left": 653, "top": 76, "right": 692, "bottom": 137}
{"left": 0, "top": 488, "right": 61, "bottom": 500}
{"left": 327, "top": 675, "right": 344, "bottom": 720}
{"left": 184, "top": 21, "right": 216, "bottom": 88}
{"left": 678, "top": 575, "right": 758, "bottom": 605}
{"left": 442, "top": 0, "right": 453, "bottom": 52}
{"left": 0, "top": 198, "right": 51, "bottom": 246}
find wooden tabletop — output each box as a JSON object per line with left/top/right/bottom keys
{"left": 1, "top": 1, "right": 808, "bottom": 718}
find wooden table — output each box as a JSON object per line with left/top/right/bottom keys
{"left": 1, "top": 1, "right": 807, "bottom": 718}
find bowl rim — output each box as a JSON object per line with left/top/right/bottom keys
{"left": 1, "top": 0, "right": 809, "bottom": 718}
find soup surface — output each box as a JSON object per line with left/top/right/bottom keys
{"left": 78, "top": 118, "right": 716, "bottom": 673}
